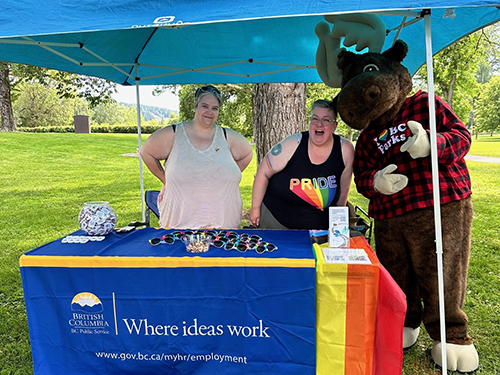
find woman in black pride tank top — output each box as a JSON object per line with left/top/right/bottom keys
{"left": 250, "top": 99, "right": 354, "bottom": 230}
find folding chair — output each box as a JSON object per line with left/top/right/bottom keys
{"left": 347, "top": 201, "right": 373, "bottom": 244}
{"left": 129, "top": 190, "right": 160, "bottom": 227}
{"left": 144, "top": 190, "right": 160, "bottom": 226}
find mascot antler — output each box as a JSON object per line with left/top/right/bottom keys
{"left": 315, "top": 14, "right": 387, "bottom": 88}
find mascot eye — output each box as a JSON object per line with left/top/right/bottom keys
{"left": 363, "top": 64, "right": 380, "bottom": 73}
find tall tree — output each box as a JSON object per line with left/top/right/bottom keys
{"left": 252, "top": 83, "right": 307, "bottom": 165}
{"left": 0, "top": 62, "right": 15, "bottom": 131}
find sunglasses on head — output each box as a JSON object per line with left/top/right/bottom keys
{"left": 195, "top": 85, "right": 221, "bottom": 100}
{"left": 149, "top": 234, "right": 175, "bottom": 246}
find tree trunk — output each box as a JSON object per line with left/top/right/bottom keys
{"left": 0, "top": 63, "right": 16, "bottom": 132}
{"left": 252, "top": 83, "right": 307, "bottom": 165}
{"left": 446, "top": 73, "right": 457, "bottom": 108}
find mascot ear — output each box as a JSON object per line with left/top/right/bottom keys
{"left": 337, "top": 49, "right": 357, "bottom": 71}
{"left": 382, "top": 39, "right": 408, "bottom": 62}
{"left": 331, "top": 94, "right": 339, "bottom": 114}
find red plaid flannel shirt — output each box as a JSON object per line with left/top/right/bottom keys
{"left": 353, "top": 90, "right": 472, "bottom": 219}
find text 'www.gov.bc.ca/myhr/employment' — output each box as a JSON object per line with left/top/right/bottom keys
{"left": 95, "top": 351, "right": 248, "bottom": 364}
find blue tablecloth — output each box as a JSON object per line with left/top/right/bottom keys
{"left": 20, "top": 228, "right": 316, "bottom": 375}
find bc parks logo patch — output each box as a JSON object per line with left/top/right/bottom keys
{"left": 374, "top": 124, "right": 408, "bottom": 154}
{"left": 69, "top": 292, "right": 110, "bottom": 334}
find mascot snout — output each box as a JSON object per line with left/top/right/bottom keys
{"left": 337, "top": 73, "right": 403, "bottom": 130}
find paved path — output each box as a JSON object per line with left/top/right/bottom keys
{"left": 465, "top": 155, "right": 500, "bottom": 164}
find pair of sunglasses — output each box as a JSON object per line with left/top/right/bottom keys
{"left": 195, "top": 85, "right": 221, "bottom": 100}
{"left": 211, "top": 235, "right": 259, "bottom": 248}
{"left": 254, "top": 242, "right": 277, "bottom": 254}
{"left": 215, "top": 232, "right": 260, "bottom": 241}
{"left": 150, "top": 229, "right": 218, "bottom": 246}
{"left": 149, "top": 234, "right": 175, "bottom": 246}
{"left": 212, "top": 238, "right": 277, "bottom": 254}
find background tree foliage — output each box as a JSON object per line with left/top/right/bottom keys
{"left": 91, "top": 101, "right": 140, "bottom": 125}
{"left": 475, "top": 75, "right": 500, "bottom": 135}
{"left": 10, "top": 64, "right": 116, "bottom": 107}
{"left": 413, "top": 31, "right": 488, "bottom": 124}
{"left": 13, "top": 82, "right": 77, "bottom": 128}
{"left": 0, "top": 62, "right": 116, "bottom": 131}
{"left": 410, "top": 24, "right": 500, "bottom": 136}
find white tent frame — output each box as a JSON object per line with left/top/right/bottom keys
{"left": 423, "top": 11, "right": 449, "bottom": 372}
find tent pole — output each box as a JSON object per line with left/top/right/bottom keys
{"left": 424, "top": 10, "right": 448, "bottom": 373}
{"left": 135, "top": 64, "right": 146, "bottom": 222}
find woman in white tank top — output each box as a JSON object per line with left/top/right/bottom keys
{"left": 140, "top": 85, "right": 253, "bottom": 229}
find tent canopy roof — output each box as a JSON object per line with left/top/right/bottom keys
{"left": 0, "top": 2, "right": 499, "bottom": 85}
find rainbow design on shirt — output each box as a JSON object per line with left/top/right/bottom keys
{"left": 289, "top": 176, "right": 337, "bottom": 210}
{"left": 378, "top": 129, "right": 389, "bottom": 141}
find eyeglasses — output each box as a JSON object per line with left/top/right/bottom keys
{"left": 195, "top": 85, "right": 221, "bottom": 101}
{"left": 149, "top": 234, "right": 175, "bottom": 246}
{"left": 310, "top": 116, "right": 335, "bottom": 126}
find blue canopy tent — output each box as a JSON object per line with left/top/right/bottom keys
{"left": 0, "top": 3, "right": 499, "bottom": 85}
{"left": 1, "top": 1, "right": 500, "bottom": 372}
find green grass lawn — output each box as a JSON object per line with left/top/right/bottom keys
{"left": 470, "top": 135, "right": 500, "bottom": 157}
{"left": 0, "top": 132, "right": 499, "bottom": 374}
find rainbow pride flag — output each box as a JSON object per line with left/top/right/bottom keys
{"left": 314, "top": 236, "right": 407, "bottom": 375}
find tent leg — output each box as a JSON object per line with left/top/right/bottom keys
{"left": 424, "top": 10, "right": 448, "bottom": 373}
{"left": 135, "top": 65, "right": 146, "bottom": 223}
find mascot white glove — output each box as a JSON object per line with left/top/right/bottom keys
{"left": 400, "top": 121, "right": 430, "bottom": 158}
{"left": 373, "top": 164, "right": 408, "bottom": 195}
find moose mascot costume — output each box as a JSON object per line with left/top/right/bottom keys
{"left": 315, "top": 14, "right": 478, "bottom": 372}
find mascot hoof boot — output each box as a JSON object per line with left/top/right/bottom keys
{"left": 431, "top": 341, "right": 479, "bottom": 373}
{"left": 403, "top": 327, "right": 420, "bottom": 349}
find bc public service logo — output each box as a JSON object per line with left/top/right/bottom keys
{"left": 69, "top": 292, "right": 110, "bottom": 334}
{"left": 71, "top": 292, "right": 103, "bottom": 313}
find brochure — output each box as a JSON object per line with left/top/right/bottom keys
{"left": 329, "top": 207, "right": 350, "bottom": 248}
